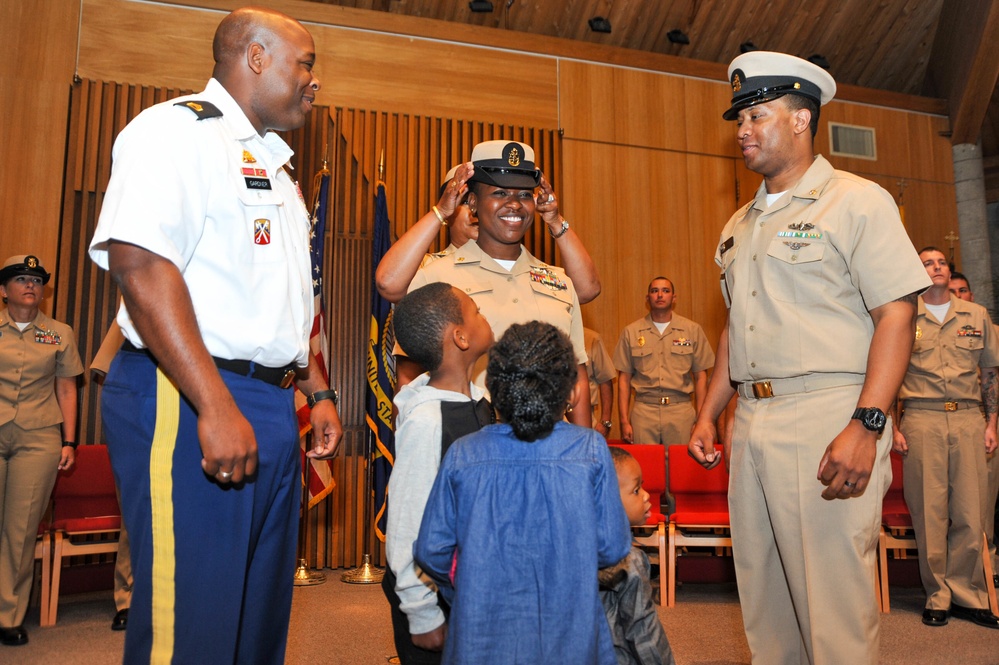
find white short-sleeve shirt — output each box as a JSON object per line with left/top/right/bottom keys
{"left": 89, "top": 79, "right": 314, "bottom": 367}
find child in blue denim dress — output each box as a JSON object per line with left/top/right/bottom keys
{"left": 415, "top": 321, "right": 632, "bottom": 665}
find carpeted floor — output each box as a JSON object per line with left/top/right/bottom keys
{"left": 11, "top": 575, "right": 999, "bottom": 664}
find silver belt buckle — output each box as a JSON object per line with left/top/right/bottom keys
{"left": 752, "top": 381, "right": 774, "bottom": 399}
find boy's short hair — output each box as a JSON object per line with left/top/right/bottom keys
{"left": 394, "top": 282, "right": 463, "bottom": 372}
{"left": 486, "top": 321, "right": 576, "bottom": 442}
{"left": 608, "top": 446, "right": 634, "bottom": 468}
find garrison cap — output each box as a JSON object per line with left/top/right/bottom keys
{"left": 468, "top": 140, "right": 541, "bottom": 190}
{"left": 0, "top": 254, "right": 51, "bottom": 285}
{"left": 723, "top": 51, "right": 836, "bottom": 121}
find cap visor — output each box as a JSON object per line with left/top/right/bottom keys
{"left": 722, "top": 93, "right": 791, "bottom": 120}
{"left": 470, "top": 168, "right": 540, "bottom": 189}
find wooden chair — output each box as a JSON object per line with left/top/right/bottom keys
{"left": 43, "top": 444, "right": 122, "bottom": 626}
{"left": 666, "top": 444, "right": 731, "bottom": 608}
{"left": 877, "top": 452, "right": 998, "bottom": 614}
{"left": 607, "top": 441, "right": 668, "bottom": 605}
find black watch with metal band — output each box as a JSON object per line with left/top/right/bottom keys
{"left": 851, "top": 407, "right": 886, "bottom": 434}
{"left": 307, "top": 389, "right": 340, "bottom": 409}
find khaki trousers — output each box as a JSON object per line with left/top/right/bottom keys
{"left": 631, "top": 400, "right": 695, "bottom": 513}
{"left": 901, "top": 407, "right": 990, "bottom": 610}
{"left": 113, "top": 485, "right": 133, "bottom": 612}
{"left": 0, "top": 421, "right": 61, "bottom": 627}
{"left": 730, "top": 384, "right": 886, "bottom": 665}
{"left": 985, "top": 451, "right": 999, "bottom": 572}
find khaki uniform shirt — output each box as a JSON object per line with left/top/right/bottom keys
{"left": 613, "top": 314, "right": 714, "bottom": 397}
{"left": 0, "top": 309, "right": 84, "bottom": 429}
{"left": 716, "top": 155, "right": 930, "bottom": 382}
{"left": 409, "top": 240, "right": 587, "bottom": 386}
{"left": 900, "top": 296, "right": 999, "bottom": 400}
{"left": 584, "top": 328, "right": 615, "bottom": 409}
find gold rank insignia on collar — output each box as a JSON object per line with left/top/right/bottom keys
{"left": 915, "top": 325, "right": 922, "bottom": 340}
{"left": 529, "top": 265, "right": 567, "bottom": 291}
{"left": 638, "top": 335, "right": 646, "bottom": 347}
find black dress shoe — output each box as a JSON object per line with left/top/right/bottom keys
{"left": 112, "top": 608, "right": 128, "bottom": 631}
{"left": 922, "top": 609, "right": 948, "bottom": 626}
{"left": 0, "top": 625, "right": 28, "bottom": 646}
{"left": 950, "top": 604, "right": 999, "bottom": 629}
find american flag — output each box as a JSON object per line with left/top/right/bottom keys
{"left": 295, "top": 165, "right": 335, "bottom": 508}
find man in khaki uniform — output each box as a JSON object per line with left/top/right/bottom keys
{"left": 949, "top": 270, "right": 999, "bottom": 588}
{"left": 614, "top": 277, "right": 713, "bottom": 447}
{"left": 893, "top": 249, "right": 999, "bottom": 629}
{"left": 408, "top": 140, "right": 591, "bottom": 426}
{"left": 584, "top": 327, "right": 615, "bottom": 437}
{"left": 688, "top": 52, "right": 929, "bottom": 664}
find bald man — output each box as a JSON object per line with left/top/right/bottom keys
{"left": 89, "top": 8, "right": 341, "bottom": 663}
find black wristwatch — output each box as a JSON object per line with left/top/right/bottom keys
{"left": 852, "top": 407, "right": 886, "bottom": 434}
{"left": 307, "top": 389, "right": 340, "bottom": 409}
{"left": 63, "top": 440, "right": 78, "bottom": 449}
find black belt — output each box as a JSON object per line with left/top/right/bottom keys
{"left": 121, "top": 340, "right": 297, "bottom": 389}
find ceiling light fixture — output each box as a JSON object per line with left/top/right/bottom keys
{"left": 468, "top": 0, "right": 494, "bottom": 12}
{"left": 667, "top": 29, "right": 690, "bottom": 45}
{"left": 588, "top": 16, "right": 612, "bottom": 33}
{"left": 808, "top": 54, "right": 830, "bottom": 69}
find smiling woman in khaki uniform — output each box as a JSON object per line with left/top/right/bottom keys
{"left": 0, "top": 255, "right": 83, "bottom": 647}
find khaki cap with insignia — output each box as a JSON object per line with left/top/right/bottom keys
{"left": 0, "top": 254, "right": 51, "bottom": 285}
{"left": 468, "top": 140, "right": 541, "bottom": 189}
{"left": 723, "top": 51, "right": 836, "bottom": 120}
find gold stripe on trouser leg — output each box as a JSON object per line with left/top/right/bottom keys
{"left": 150, "top": 368, "right": 179, "bottom": 665}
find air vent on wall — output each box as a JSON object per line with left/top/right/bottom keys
{"left": 828, "top": 122, "right": 877, "bottom": 160}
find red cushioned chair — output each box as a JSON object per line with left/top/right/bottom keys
{"left": 877, "top": 451, "right": 997, "bottom": 614}
{"left": 666, "top": 444, "right": 730, "bottom": 608}
{"left": 607, "top": 441, "right": 668, "bottom": 604}
{"left": 44, "top": 444, "right": 121, "bottom": 626}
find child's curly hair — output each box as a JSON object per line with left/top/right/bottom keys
{"left": 486, "top": 321, "right": 576, "bottom": 442}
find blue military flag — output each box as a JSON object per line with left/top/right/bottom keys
{"left": 366, "top": 182, "right": 396, "bottom": 541}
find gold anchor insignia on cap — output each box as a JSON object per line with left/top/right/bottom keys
{"left": 794, "top": 82, "right": 801, "bottom": 90}
{"left": 507, "top": 148, "right": 521, "bottom": 167}
{"left": 732, "top": 73, "right": 742, "bottom": 92}
{"left": 25, "top": 256, "right": 38, "bottom": 269}
{"left": 186, "top": 102, "right": 204, "bottom": 112}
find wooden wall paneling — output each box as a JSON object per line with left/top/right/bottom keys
{"left": 565, "top": 140, "right": 690, "bottom": 355}
{"left": 685, "top": 155, "right": 741, "bottom": 349}
{"left": 818, "top": 102, "right": 952, "bottom": 185}
{"left": 682, "top": 78, "right": 741, "bottom": 159}
{"left": 557, "top": 60, "right": 688, "bottom": 152}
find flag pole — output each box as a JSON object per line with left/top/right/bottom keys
{"left": 294, "top": 433, "right": 327, "bottom": 586}
{"left": 342, "top": 149, "right": 388, "bottom": 585}
{"left": 294, "top": 154, "right": 335, "bottom": 586}
{"left": 341, "top": 428, "right": 383, "bottom": 584}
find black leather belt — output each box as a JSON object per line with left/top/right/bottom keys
{"left": 122, "top": 340, "right": 296, "bottom": 389}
